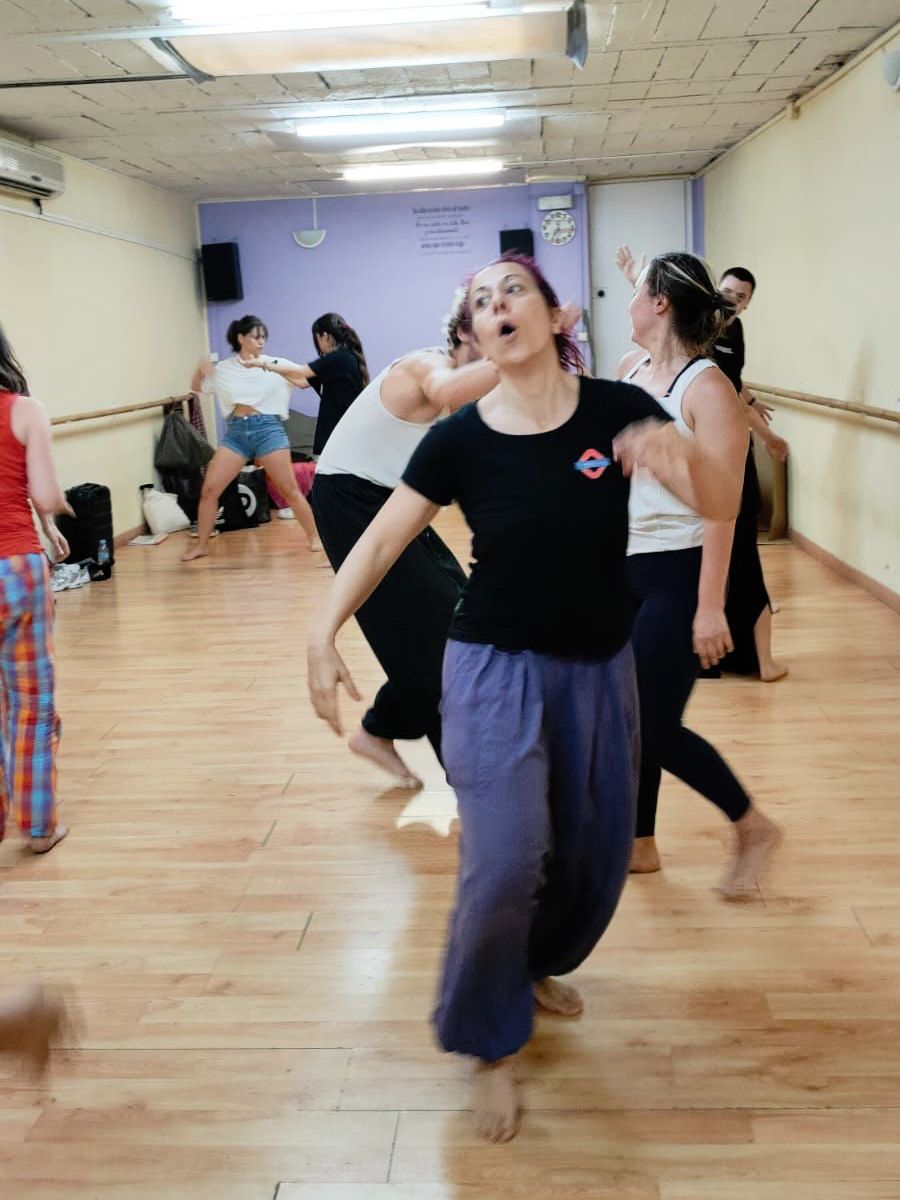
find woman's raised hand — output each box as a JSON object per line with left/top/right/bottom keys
{"left": 307, "top": 640, "right": 362, "bottom": 736}
{"left": 615, "top": 245, "right": 645, "bottom": 287}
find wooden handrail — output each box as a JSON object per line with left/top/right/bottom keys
{"left": 745, "top": 382, "right": 900, "bottom": 427}
{"left": 51, "top": 394, "right": 192, "bottom": 428}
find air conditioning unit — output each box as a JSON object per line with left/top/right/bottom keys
{"left": 0, "top": 137, "right": 65, "bottom": 200}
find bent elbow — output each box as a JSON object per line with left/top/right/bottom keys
{"left": 30, "top": 488, "right": 67, "bottom": 516}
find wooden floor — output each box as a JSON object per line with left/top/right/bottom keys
{"left": 1, "top": 511, "right": 899, "bottom": 1200}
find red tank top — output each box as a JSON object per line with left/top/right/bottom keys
{"left": 0, "top": 391, "right": 42, "bottom": 558}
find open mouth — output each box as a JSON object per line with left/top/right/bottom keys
{"left": 499, "top": 322, "right": 517, "bottom": 339}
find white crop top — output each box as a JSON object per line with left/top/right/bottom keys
{"left": 626, "top": 355, "right": 716, "bottom": 556}
{"left": 315, "top": 354, "right": 442, "bottom": 489}
{"left": 205, "top": 355, "right": 295, "bottom": 420}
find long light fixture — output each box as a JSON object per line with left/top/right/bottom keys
{"left": 342, "top": 159, "right": 504, "bottom": 182}
{"left": 168, "top": 0, "right": 497, "bottom": 24}
{"left": 297, "top": 111, "right": 505, "bottom": 139}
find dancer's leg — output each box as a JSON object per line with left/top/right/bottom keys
{"left": 435, "top": 642, "right": 551, "bottom": 1141}
{"left": 313, "top": 475, "right": 464, "bottom": 780}
{"left": 528, "top": 644, "right": 638, "bottom": 989}
{"left": 0, "top": 555, "right": 67, "bottom": 851}
{"left": 753, "top": 605, "right": 788, "bottom": 683}
{"left": 258, "top": 448, "right": 321, "bottom": 550}
{"left": 627, "top": 551, "right": 779, "bottom": 889}
{"left": 182, "top": 446, "right": 245, "bottom": 561}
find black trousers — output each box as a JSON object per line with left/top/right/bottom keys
{"left": 627, "top": 547, "right": 752, "bottom": 839}
{"left": 311, "top": 472, "right": 467, "bottom": 762}
{"left": 722, "top": 447, "right": 771, "bottom": 674}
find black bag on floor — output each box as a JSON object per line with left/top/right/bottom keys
{"left": 154, "top": 410, "right": 214, "bottom": 473}
{"left": 215, "top": 467, "right": 271, "bottom": 532}
{"left": 55, "top": 482, "right": 115, "bottom": 580}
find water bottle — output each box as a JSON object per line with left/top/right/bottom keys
{"left": 93, "top": 536, "right": 112, "bottom": 580}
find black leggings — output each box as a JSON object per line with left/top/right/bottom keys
{"left": 627, "top": 548, "right": 752, "bottom": 839}
{"left": 311, "top": 472, "right": 467, "bottom": 762}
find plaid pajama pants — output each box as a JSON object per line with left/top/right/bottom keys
{"left": 0, "top": 553, "right": 59, "bottom": 840}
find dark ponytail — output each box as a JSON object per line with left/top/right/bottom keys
{"left": 311, "top": 312, "right": 370, "bottom": 387}
{"left": 226, "top": 314, "right": 268, "bottom": 352}
{"left": 0, "top": 324, "right": 28, "bottom": 394}
{"left": 645, "top": 253, "right": 729, "bottom": 355}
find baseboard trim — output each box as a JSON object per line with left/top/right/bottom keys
{"left": 115, "top": 524, "right": 145, "bottom": 548}
{"left": 789, "top": 528, "right": 900, "bottom": 614}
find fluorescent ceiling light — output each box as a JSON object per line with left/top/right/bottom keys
{"left": 343, "top": 159, "right": 504, "bottom": 181}
{"left": 297, "top": 111, "right": 504, "bottom": 138}
{"left": 169, "top": 0, "right": 495, "bottom": 23}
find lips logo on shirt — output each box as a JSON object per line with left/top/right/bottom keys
{"left": 574, "top": 448, "right": 610, "bottom": 479}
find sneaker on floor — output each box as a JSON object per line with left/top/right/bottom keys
{"left": 276, "top": 508, "right": 295, "bottom": 520}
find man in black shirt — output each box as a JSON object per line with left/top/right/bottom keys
{"left": 715, "top": 267, "right": 789, "bottom": 680}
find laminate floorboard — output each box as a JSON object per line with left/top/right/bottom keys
{"left": 1, "top": 514, "right": 898, "bottom": 1198}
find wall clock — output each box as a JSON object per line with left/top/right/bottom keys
{"left": 540, "top": 209, "right": 576, "bottom": 246}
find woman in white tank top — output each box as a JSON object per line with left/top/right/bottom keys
{"left": 307, "top": 296, "right": 499, "bottom": 790}
{"left": 616, "top": 252, "right": 781, "bottom": 897}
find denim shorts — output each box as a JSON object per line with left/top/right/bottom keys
{"left": 221, "top": 412, "right": 289, "bottom": 460}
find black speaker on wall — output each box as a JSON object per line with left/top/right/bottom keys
{"left": 499, "top": 227, "right": 534, "bottom": 257}
{"left": 200, "top": 242, "right": 243, "bottom": 302}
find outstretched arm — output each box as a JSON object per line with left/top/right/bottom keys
{"left": 745, "top": 395, "right": 789, "bottom": 461}
{"left": 308, "top": 484, "right": 440, "bottom": 734}
{"left": 241, "top": 356, "right": 314, "bottom": 389}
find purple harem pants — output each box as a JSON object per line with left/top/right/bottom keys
{"left": 434, "top": 638, "right": 639, "bottom": 1062}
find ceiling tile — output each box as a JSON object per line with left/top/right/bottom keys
{"left": 614, "top": 48, "right": 666, "bottom": 82}
{"left": 796, "top": 0, "right": 900, "bottom": 32}
{"left": 736, "top": 38, "right": 801, "bottom": 73}
{"left": 701, "top": 0, "right": 768, "bottom": 39}
{"left": 654, "top": 0, "right": 717, "bottom": 43}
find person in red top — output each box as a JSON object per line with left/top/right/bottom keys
{"left": 0, "top": 325, "right": 71, "bottom": 853}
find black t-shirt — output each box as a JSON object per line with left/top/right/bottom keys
{"left": 402, "top": 376, "right": 670, "bottom": 660}
{"left": 310, "top": 348, "right": 365, "bottom": 455}
{"left": 712, "top": 317, "right": 744, "bottom": 393}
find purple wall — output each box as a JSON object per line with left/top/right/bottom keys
{"left": 198, "top": 183, "right": 590, "bottom": 415}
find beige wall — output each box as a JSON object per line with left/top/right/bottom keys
{"left": 0, "top": 150, "right": 209, "bottom": 535}
{"left": 704, "top": 29, "right": 900, "bottom": 596}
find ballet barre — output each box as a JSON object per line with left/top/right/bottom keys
{"left": 746, "top": 383, "right": 900, "bottom": 427}
{"left": 50, "top": 395, "right": 193, "bottom": 428}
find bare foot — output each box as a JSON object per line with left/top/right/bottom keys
{"left": 310, "top": 538, "right": 323, "bottom": 553}
{"left": 348, "top": 728, "right": 422, "bottom": 789}
{"left": 533, "top": 977, "right": 583, "bottom": 1017}
{"left": 629, "top": 835, "right": 661, "bottom": 873}
{"left": 760, "top": 660, "right": 789, "bottom": 682}
{"left": 716, "top": 808, "right": 783, "bottom": 900}
{"left": 473, "top": 1059, "right": 519, "bottom": 1143}
{"left": 182, "top": 545, "right": 209, "bottom": 563}
{"left": 30, "top": 824, "right": 69, "bottom": 855}
{"left": 0, "top": 983, "right": 69, "bottom": 1079}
